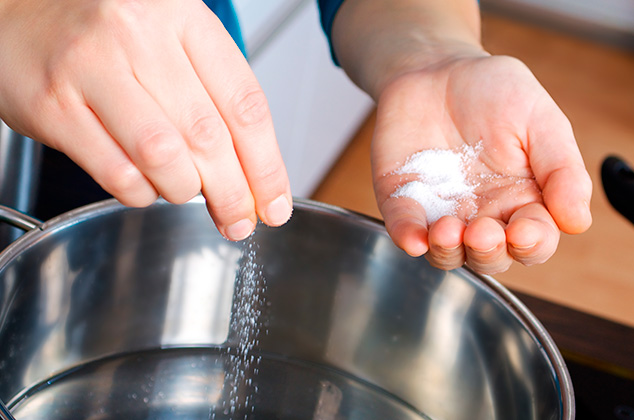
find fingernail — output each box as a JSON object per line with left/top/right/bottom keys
{"left": 437, "top": 243, "right": 462, "bottom": 251}
{"left": 265, "top": 195, "right": 292, "bottom": 226}
{"left": 226, "top": 219, "right": 255, "bottom": 241}
{"left": 510, "top": 242, "right": 536, "bottom": 251}
{"left": 470, "top": 245, "right": 499, "bottom": 254}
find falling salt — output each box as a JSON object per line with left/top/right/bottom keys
{"left": 216, "top": 234, "right": 267, "bottom": 420}
{"left": 391, "top": 143, "right": 481, "bottom": 223}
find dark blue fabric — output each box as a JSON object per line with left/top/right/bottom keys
{"left": 317, "top": 0, "right": 346, "bottom": 47}
{"left": 204, "top": 0, "right": 347, "bottom": 64}
{"left": 202, "top": 0, "right": 247, "bottom": 57}
{"left": 318, "top": 0, "right": 345, "bottom": 64}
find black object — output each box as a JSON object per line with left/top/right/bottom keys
{"left": 569, "top": 359, "right": 634, "bottom": 420}
{"left": 34, "top": 146, "right": 112, "bottom": 220}
{"left": 601, "top": 156, "right": 634, "bottom": 225}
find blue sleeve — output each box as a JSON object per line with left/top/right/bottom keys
{"left": 202, "top": 0, "right": 247, "bottom": 58}
{"left": 317, "top": 0, "right": 346, "bottom": 64}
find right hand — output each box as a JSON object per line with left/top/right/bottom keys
{"left": 0, "top": 0, "right": 292, "bottom": 240}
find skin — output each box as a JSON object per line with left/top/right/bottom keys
{"left": 332, "top": 0, "right": 592, "bottom": 274}
{"left": 0, "top": 0, "right": 292, "bottom": 241}
{"left": 0, "top": 0, "right": 592, "bottom": 274}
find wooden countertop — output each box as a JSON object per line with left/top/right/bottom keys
{"left": 312, "top": 12, "right": 634, "bottom": 329}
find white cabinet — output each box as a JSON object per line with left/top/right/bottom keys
{"left": 233, "top": 0, "right": 305, "bottom": 55}
{"left": 233, "top": 0, "right": 374, "bottom": 197}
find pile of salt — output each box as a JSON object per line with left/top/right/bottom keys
{"left": 392, "top": 144, "right": 480, "bottom": 223}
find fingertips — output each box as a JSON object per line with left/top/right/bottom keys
{"left": 542, "top": 165, "right": 592, "bottom": 234}
{"left": 225, "top": 219, "right": 256, "bottom": 241}
{"left": 426, "top": 216, "right": 466, "bottom": 270}
{"left": 261, "top": 194, "right": 293, "bottom": 227}
{"left": 506, "top": 203, "right": 560, "bottom": 266}
{"left": 221, "top": 85, "right": 292, "bottom": 229}
{"left": 381, "top": 197, "right": 429, "bottom": 257}
{"left": 182, "top": 11, "right": 292, "bottom": 229}
{"left": 205, "top": 190, "right": 257, "bottom": 241}
{"left": 464, "top": 217, "right": 512, "bottom": 274}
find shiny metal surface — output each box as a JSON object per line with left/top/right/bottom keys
{"left": 0, "top": 206, "right": 41, "bottom": 232}
{"left": 0, "top": 121, "right": 43, "bottom": 249}
{"left": 0, "top": 197, "right": 573, "bottom": 419}
{"left": 0, "top": 400, "right": 15, "bottom": 420}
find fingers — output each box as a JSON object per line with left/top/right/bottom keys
{"left": 83, "top": 69, "right": 201, "bottom": 205}
{"left": 425, "top": 216, "right": 512, "bottom": 274}
{"left": 47, "top": 104, "right": 160, "bottom": 208}
{"left": 527, "top": 100, "right": 592, "bottom": 234}
{"left": 383, "top": 199, "right": 560, "bottom": 274}
{"left": 381, "top": 196, "right": 430, "bottom": 257}
{"left": 425, "top": 216, "right": 466, "bottom": 270}
{"left": 123, "top": 24, "right": 259, "bottom": 239}
{"left": 542, "top": 165, "right": 592, "bottom": 234}
{"left": 77, "top": 4, "right": 291, "bottom": 240}
{"left": 506, "top": 203, "right": 560, "bottom": 266}
{"left": 462, "top": 217, "right": 512, "bottom": 274}
{"left": 182, "top": 7, "right": 292, "bottom": 228}
{"left": 426, "top": 203, "right": 558, "bottom": 273}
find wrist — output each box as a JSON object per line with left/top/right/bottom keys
{"left": 367, "top": 40, "right": 489, "bottom": 101}
{"left": 331, "top": 0, "right": 487, "bottom": 100}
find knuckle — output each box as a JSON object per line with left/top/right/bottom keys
{"left": 101, "top": 162, "right": 154, "bottom": 204}
{"left": 134, "top": 127, "right": 182, "bottom": 170}
{"left": 207, "top": 189, "right": 253, "bottom": 221}
{"left": 37, "top": 59, "right": 81, "bottom": 117}
{"left": 254, "top": 159, "right": 287, "bottom": 188}
{"left": 248, "top": 163, "right": 289, "bottom": 202}
{"left": 466, "top": 256, "right": 513, "bottom": 275}
{"left": 425, "top": 254, "right": 463, "bottom": 272}
{"left": 186, "top": 111, "right": 230, "bottom": 154}
{"left": 96, "top": 0, "right": 144, "bottom": 28}
{"left": 232, "top": 86, "right": 270, "bottom": 128}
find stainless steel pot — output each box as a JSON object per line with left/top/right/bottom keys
{"left": 0, "top": 120, "right": 43, "bottom": 249}
{"left": 0, "top": 197, "right": 573, "bottom": 419}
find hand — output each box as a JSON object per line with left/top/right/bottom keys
{"left": 372, "top": 55, "right": 592, "bottom": 274}
{"left": 0, "top": 0, "right": 292, "bottom": 240}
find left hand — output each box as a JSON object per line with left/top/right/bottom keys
{"left": 372, "top": 54, "right": 592, "bottom": 274}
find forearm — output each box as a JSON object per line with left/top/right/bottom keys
{"left": 331, "top": 0, "right": 485, "bottom": 100}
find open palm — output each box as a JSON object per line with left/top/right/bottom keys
{"left": 372, "top": 55, "right": 592, "bottom": 274}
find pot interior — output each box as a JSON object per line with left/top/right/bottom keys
{"left": 0, "top": 198, "right": 568, "bottom": 419}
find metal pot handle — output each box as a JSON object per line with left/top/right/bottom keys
{"left": 0, "top": 401, "right": 16, "bottom": 420}
{"left": 0, "top": 207, "right": 29, "bottom": 420}
{"left": 0, "top": 205, "right": 42, "bottom": 232}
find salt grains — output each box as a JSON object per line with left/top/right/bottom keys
{"left": 218, "top": 235, "right": 266, "bottom": 420}
{"left": 391, "top": 143, "right": 481, "bottom": 223}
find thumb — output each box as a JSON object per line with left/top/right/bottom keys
{"left": 527, "top": 99, "right": 592, "bottom": 234}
